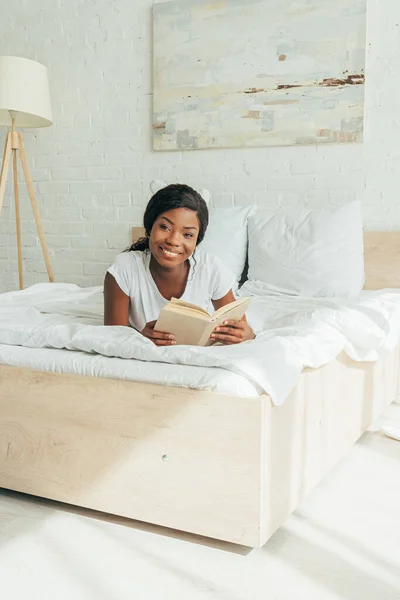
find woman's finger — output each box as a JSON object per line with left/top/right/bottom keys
{"left": 214, "top": 326, "right": 243, "bottom": 336}
{"left": 150, "top": 330, "right": 175, "bottom": 340}
{"left": 222, "top": 320, "right": 243, "bottom": 327}
{"left": 211, "top": 332, "right": 243, "bottom": 344}
{"left": 153, "top": 339, "right": 176, "bottom": 346}
{"left": 143, "top": 325, "right": 175, "bottom": 341}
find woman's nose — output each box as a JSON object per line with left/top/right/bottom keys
{"left": 166, "top": 230, "right": 180, "bottom": 245}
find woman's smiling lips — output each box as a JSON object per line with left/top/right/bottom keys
{"left": 159, "top": 245, "right": 182, "bottom": 259}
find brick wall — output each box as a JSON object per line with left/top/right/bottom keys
{"left": 0, "top": 0, "right": 399, "bottom": 291}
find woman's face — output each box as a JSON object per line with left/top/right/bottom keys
{"left": 149, "top": 208, "right": 200, "bottom": 268}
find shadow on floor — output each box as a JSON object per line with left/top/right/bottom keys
{"left": 0, "top": 488, "right": 251, "bottom": 556}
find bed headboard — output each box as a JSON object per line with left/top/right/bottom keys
{"left": 131, "top": 228, "right": 400, "bottom": 291}
{"left": 132, "top": 227, "right": 145, "bottom": 243}
{"left": 363, "top": 232, "right": 400, "bottom": 290}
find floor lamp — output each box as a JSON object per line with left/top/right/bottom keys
{"left": 0, "top": 55, "right": 54, "bottom": 290}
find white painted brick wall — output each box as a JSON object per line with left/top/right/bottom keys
{"left": 1, "top": 0, "right": 400, "bottom": 292}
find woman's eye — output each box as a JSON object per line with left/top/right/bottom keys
{"left": 184, "top": 233, "right": 194, "bottom": 238}
{"left": 160, "top": 224, "right": 169, "bottom": 231}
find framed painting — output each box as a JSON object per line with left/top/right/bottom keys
{"left": 153, "top": 0, "right": 366, "bottom": 151}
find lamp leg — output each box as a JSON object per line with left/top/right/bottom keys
{"left": 18, "top": 132, "right": 54, "bottom": 283}
{"left": 13, "top": 148, "right": 24, "bottom": 290}
{"left": 0, "top": 133, "right": 12, "bottom": 217}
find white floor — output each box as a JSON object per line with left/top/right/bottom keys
{"left": 1, "top": 404, "right": 399, "bottom": 600}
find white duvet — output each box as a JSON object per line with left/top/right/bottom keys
{"left": 1, "top": 282, "right": 400, "bottom": 406}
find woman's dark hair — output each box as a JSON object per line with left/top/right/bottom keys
{"left": 127, "top": 184, "right": 209, "bottom": 252}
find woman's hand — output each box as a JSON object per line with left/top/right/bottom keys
{"left": 141, "top": 321, "right": 176, "bottom": 346}
{"left": 210, "top": 319, "right": 255, "bottom": 345}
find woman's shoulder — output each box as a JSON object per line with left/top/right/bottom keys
{"left": 107, "top": 250, "right": 149, "bottom": 296}
{"left": 108, "top": 250, "right": 149, "bottom": 280}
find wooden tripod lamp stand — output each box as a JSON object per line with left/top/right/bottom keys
{"left": 0, "top": 55, "right": 54, "bottom": 290}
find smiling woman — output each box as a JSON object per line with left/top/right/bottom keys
{"left": 104, "top": 184, "right": 255, "bottom": 346}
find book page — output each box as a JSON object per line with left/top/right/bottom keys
{"left": 169, "top": 298, "right": 211, "bottom": 318}
{"left": 213, "top": 297, "right": 250, "bottom": 321}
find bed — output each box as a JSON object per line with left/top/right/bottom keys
{"left": 0, "top": 231, "right": 400, "bottom": 547}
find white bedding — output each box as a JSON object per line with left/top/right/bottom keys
{"left": 1, "top": 282, "right": 400, "bottom": 405}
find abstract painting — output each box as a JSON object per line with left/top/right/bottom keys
{"left": 153, "top": 0, "right": 366, "bottom": 151}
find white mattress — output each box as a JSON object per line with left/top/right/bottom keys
{"left": 0, "top": 343, "right": 261, "bottom": 398}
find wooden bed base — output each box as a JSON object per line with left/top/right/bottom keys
{"left": 1, "top": 231, "right": 400, "bottom": 547}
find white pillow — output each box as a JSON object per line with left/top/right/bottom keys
{"left": 201, "top": 205, "right": 255, "bottom": 288}
{"left": 245, "top": 201, "right": 364, "bottom": 297}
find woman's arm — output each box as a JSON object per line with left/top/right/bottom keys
{"left": 104, "top": 272, "right": 176, "bottom": 346}
{"left": 211, "top": 290, "right": 255, "bottom": 344}
{"left": 104, "top": 272, "right": 130, "bottom": 326}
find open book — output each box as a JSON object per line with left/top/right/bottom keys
{"left": 154, "top": 297, "right": 251, "bottom": 346}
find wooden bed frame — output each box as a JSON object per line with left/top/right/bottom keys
{"left": 1, "top": 231, "right": 400, "bottom": 547}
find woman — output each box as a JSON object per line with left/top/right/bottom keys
{"left": 104, "top": 184, "right": 255, "bottom": 345}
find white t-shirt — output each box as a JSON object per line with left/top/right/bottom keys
{"left": 107, "top": 248, "right": 236, "bottom": 331}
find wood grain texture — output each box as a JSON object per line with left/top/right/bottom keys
{"left": 0, "top": 346, "right": 398, "bottom": 547}
{"left": 13, "top": 149, "right": 23, "bottom": 290}
{"left": 261, "top": 346, "right": 400, "bottom": 543}
{"left": 0, "top": 367, "right": 264, "bottom": 546}
{"left": 132, "top": 226, "right": 145, "bottom": 242}
{"left": 363, "top": 232, "right": 400, "bottom": 290}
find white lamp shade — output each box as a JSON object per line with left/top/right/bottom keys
{"left": 0, "top": 56, "right": 52, "bottom": 127}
